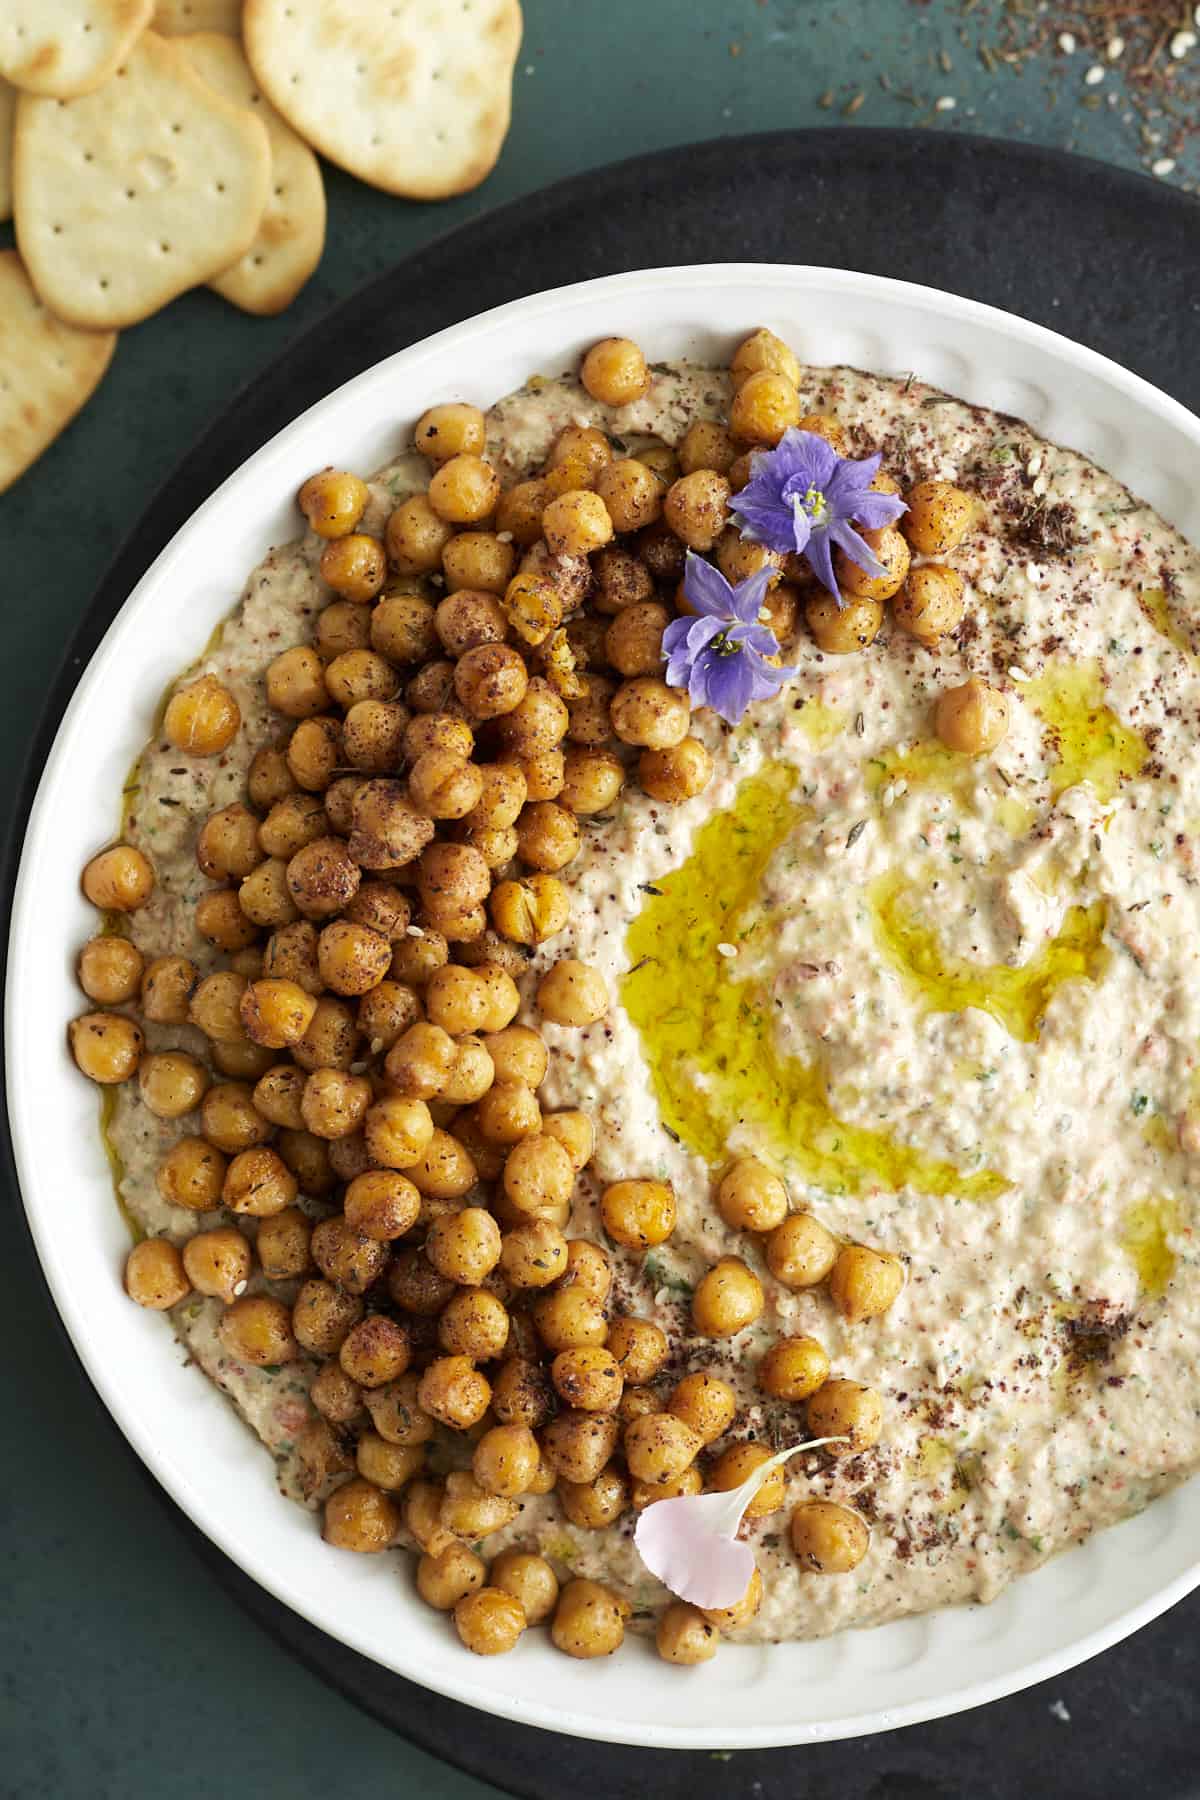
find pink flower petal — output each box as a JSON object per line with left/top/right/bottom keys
{"left": 634, "top": 1494, "right": 759, "bottom": 1609}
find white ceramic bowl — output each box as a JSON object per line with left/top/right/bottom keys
{"left": 10, "top": 265, "right": 1200, "bottom": 1749}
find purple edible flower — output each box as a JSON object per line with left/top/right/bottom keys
{"left": 661, "top": 552, "right": 796, "bottom": 726}
{"left": 730, "top": 428, "right": 906, "bottom": 604}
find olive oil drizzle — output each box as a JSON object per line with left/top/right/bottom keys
{"left": 622, "top": 764, "right": 1008, "bottom": 1201}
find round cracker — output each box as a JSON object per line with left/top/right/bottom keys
{"left": 0, "top": 0, "right": 154, "bottom": 100}
{"left": 0, "top": 249, "right": 116, "bottom": 493}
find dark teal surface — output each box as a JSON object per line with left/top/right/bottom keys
{"left": 1, "top": 4, "right": 1195, "bottom": 1796}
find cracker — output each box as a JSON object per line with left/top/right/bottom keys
{"left": 0, "top": 80, "right": 14, "bottom": 222}
{"left": 243, "top": 0, "right": 522, "bottom": 201}
{"left": 0, "top": 0, "right": 154, "bottom": 99}
{"left": 180, "top": 31, "right": 324, "bottom": 315}
{"left": 153, "top": 0, "right": 242, "bottom": 34}
{"left": 0, "top": 250, "right": 116, "bottom": 492}
{"left": 13, "top": 31, "right": 271, "bottom": 330}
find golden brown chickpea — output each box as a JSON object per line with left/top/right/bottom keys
{"left": 790, "top": 1500, "right": 871, "bottom": 1574}
{"left": 404, "top": 1478, "right": 456, "bottom": 1557}
{"left": 902, "top": 478, "right": 974, "bottom": 557}
{"left": 219, "top": 1292, "right": 297, "bottom": 1365}
{"left": 599, "top": 1178, "right": 676, "bottom": 1250}
{"left": 201, "top": 1081, "right": 272, "bottom": 1153}
{"left": 440, "top": 1035, "right": 496, "bottom": 1106}
{"left": 237, "top": 976, "right": 316, "bottom": 1050}
{"left": 187, "top": 971, "right": 248, "bottom": 1044}
{"left": 155, "top": 1136, "right": 225, "bottom": 1212}
{"left": 536, "top": 958, "right": 608, "bottom": 1027}
{"left": 427, "top": 904, "right": 487, "bottom": 946}
{"left": 197, "top": 803, "right": 263, "bottom": 881}
{"left": 765, "top": 1211, "right": 837, "bottom": 1288}
{"left": 222, "top": 1146, "right": 297, "bottom": 1218}
{"left": 542, "top": 490, "right": 614, "bottom": 559}
{"left": 715, "top": 525, "right": 784, "bottom": 591}
{"left": 700, "top": 1566, "right": 763, "bottom": 1633}
{"left": 311, "top": 1362, "right": 364, "bottom": 1427}
{"left": 355, "top": 1433, "right": 424, "bottom": 1494}
{"left": 177, "top": 1226, "right": 249, "bottom": 1303}
{"left": 237, "top": 858, "right": 299, "bottom": 931}
{"left": 486, "top": 1551, "right": 556, "bottom": 1626}
{"left": 935, "top": 676, "right": 1010, "bottom": 755}
{"left": 364, "top": 1371, "right": 432, "bottom": 1445}
{"left": 298, "top": 468, "right": 368, "bottom": 538}
{"left": 489, "top": 874, "right": 569, "bottom": 949}
{"left": 277, "top": 1126, "right": 336, "bottom": 1196}
{"left": 285, "top": 837, "right": 361, "bottom": 920}
{"left": 602, "top": 603, "right": 669, "bottom": 681}
{"left": 78, "top": 934, "right": 144, "bottom": 1006}
{"left": 498, "top": 678, "right": 570, "bottom": 756}
{"left": 370, "top": 589, "right": 438, "bottom": 667}
{"left": 69, "top": 1012, "right": 143, "bottom": 1084}
{"left": 428, "top": 454, "right": 500, "bottom": 526}
{"left": 624, "top": 1412, "right": 703, "bottom": 1485}
{"left": 405, "top": 662, "right": 458, "bottom": 719}
{"left": 386, "top": 493, "right": 455, "bottom": 576}
{"left": 498, "top": 571, "right": 563, "bottom": 648}
{"left": 806, "top": 1378, "right": 884, "bottom": 1453}
{"left": 419, "top": 968, "right": 485, "bottom": 1039}
{"left": 656, "top": 1600, "right": 719, "bottom": 1665}
{"left": 313, "top": 1210, "right": 392, "bottom": 1291}
{"left": 195, "top": 888, "right": 260, "bottom": 953}
{"left": 81, "top": 843, "right": 155, "bottom": 912}
{"left": 416, "top": 1540, "right": 487, "bottom": 1613}
{"left": 692, "top": 1256, "right": 764, "bottom": 1338}
{"left": 348, "top": 783, "right": 434, "bottom": 874}
{"left": 804, "top": 591, "right": 883, "bottom": 655}
{"left": 438, "top": 1288, "right": 510, "bottom": 1359}
{"left": 462, "top": 767, "right": 524, "bottom": 838}
{"left": 341, "top": 1170, "right": 418, "bottom": 1243}
{"left": 414, "top": 401, "right": 486, "bottom": 462}
{"left": 284, "top": 714, "right": 340, "bottom": 791}
{"left": 265, "top": 645, "right": 329, "bottom": 720}
{"left": 455, "top": 1587, "right": 526, "bottom": 1657}
{"left": 793, "top": 411, "right": 851, "bottom": 455}
{"left": 709, "top": 1442, "right": 785, "bottom": 1519}
{"left": 362, "top": 1093, "right": 434, "bottom": 1170}
{"left": 261, "top": 920, "right": 322, "bottom": 996}
{"left": 590, "top": 456, "right": 662, "bottom": 534}
{"left": 211, "top": 1038, "right": 275, "bottom": 1081}
{"left": 487, "top": 1358, "right": 550, "bottom": 1432}
{"left": 418, "top": 842, "right": 490, "bottom": 919}
{"left": 552, "top": 1347, "right": 622, "bottom": 1413}
{"left": 405, "top": 753, "right": 482, "bottom": 830}
{"left": 163, "top": 676, "right": 240, "bottom": 757}
{"left": 543, "top": 1409, "right": 620, "bottom": 1484}
{"left": 246, "top": 745, "right": 296, "bottom": 810}
{"left": 442, "top": 530, "right": 516, "bottom": 596}
{"left": 558, "top": 1463, "right": 629, "bottom": 1530}
{"left": 551, "top": 1577, "right": 629, "bottom": 1660}
{"left": 730, "top": 326, "right": 801, "bottom": 390}
{"left": 448, "top": 1107, "right": 505, "bottom": 1185}
{"left": 453, "top": 643, "right": 528, "bottom": 721}
{"left": 138, "top": 1050, "right": 208, "bottom": 1121}
{"left": 603, "top": 1314, "right": 667, "bottom": 1386}
{"left": 546, "top": 421, "right": 612, "bottom": 479}
{"left": 680, "top": 416, "right": 736, "bottom": 474}
{"left": 498, "top": 1218, "right": 568, "bottom": 1288}
{"left": 590, "top": 550, "right": 652, "bottom": 620}
{"left": 380, "top": 1024, "right": 450, "bottom": 1105}
{"left": 294, "top": 995, "right": 359, "bottom": 1073}
{"left": 730, "top": 369, "right": 801, "bottom": 446}
{"left": 300, "top": 1067, "right": 372, "bottom": 1140}
{"left": 836, "top": 527, "right": 910, "bottom": 604}
{"left": 638, "top": 737, "right": 714, "bottom": 806}
{"left": 631, "top": 1463, "right": 703, "bottom": 1509}
{"left": 326, "top": 654, "right": 399, "bottom": 717}
{"left": 759, "top": 1334, "right": 830, "bottom": 1402}
{"left": 472, "top": 1422, "right": 541, "bottom": 1498}
{"left": 315, "top": 597, "right": 372, "bottom": 661}
{"left": 470, "top": 1033, "right": 540, "bottom": 1099}
{"left": 291, "top": 1278, "right": 364, "bottom": 1354}
{"left": 384, "top": 1249, "right": 454, "bottom": 1319}
{"left": 314, "top": 921, "right": 390, "bottom": 1000}
{"left": 319, "top": 532, "right": 387, "bottom": 603}
{"left": 337, "top": 1315, "right": 411, "bottom": 1389}
{"left": 893, "top": 564, "right": 966, "bottom": 645}
{"left": 581, "top": 333, "right": 649, "bottom": 402}
{"left": 494, "top": 477, "right": 547, "bottom": 547}
{"left": 668, "top": 1372, "right": 737, "bottom": 1445}
{"left": 717, "top": 1157, "right": 788, "bottom": 1233}
{"left": 124, "top": 1237, "right": 190, "bottom": 1309}
{"left": 828, "top": 1244, "right": 905, "bottom": 1323}
{"left": 533, "top": 1287, "right": 608, "bottom": 1354}
{"left": 344, "top": 695, "right": 412, "bottom": 773}
{"left": 323, "top": 1477, "right": 400, "bottom": 1552}
{"left": 502, "top": 1135, "right": 574, "bottom": 1222}
{"left": 426, "top": 1206, "right": 502, "bottom": 1285}
{"left": 609, "top": 677, "right": 690, "bottom": 750}
{"left": 141, "top": 950, "right": 199, "bottom": 1022}
{"left": 389, "top": 928, "right": 450, "bottom": 989}
{"left": 515, "top": 800, "right": 580, "bottom": 873}
{"left": 418, "top": 1354, "right": 492, "bottom": 1430}
{"left": 559, "top": 1241, "right": 610, "bottom": 1309}
{"left": 256, "top": 1205, "right": 313, "bottom": 1280}
{"left": 502, "top": 746, "right": 565, "bottom": 802}
{"left": 663, "top": 470, "right": 730, "bottom": 551}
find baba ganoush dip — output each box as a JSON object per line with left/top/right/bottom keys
{"left": 105, "top": 358, "right": 1200, "bottom": 1647}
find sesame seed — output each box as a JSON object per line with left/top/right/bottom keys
{"left": 1025, "top": 561, "right": 1044, "bottom": 583}
{"left": 406, "top": 925, "right": 425, "bottom": 937}
{"left": 1170, "top": 28, "right": 1196, "bottom": 58}
{"left": 1009, "top": 664, "right": 1032, "bottom": 683}
{"left": 1152, "top": 157, "right": 1177, "bottom": 177}
{"left": 1057, "top": 31, "right": 1075, "bottom": 53}
{"left": 935, "top": 95, "right": 956, "bottom": 112}
{"left": 716, "top": 941, "right": 738, "bottom": 957}
{"left": 1032, "top": 473, "right": 1049, "bottom": 498}
{"left": 496, "top": 530, "right": 514, "bottom": 543}
{"left": 893, "top": 778, "right": 909, "bottom": 798}
{"left": 1026, "top": 452, "right": 1043, "bottom": 477}
{"left": 823, "top": 841, "right": 843, "bottom": 859}
{"left": 882, "top": 783, "right": 897, "bottom": 809}
{"left": 233, "top": 1280, "right": 248, "bottom": 1297}
{"left": 1084, "top": 64, "right": 1105, "bottom": 85}
{"left": 1106, "top": 37, "right": 1124, "bottom": 61}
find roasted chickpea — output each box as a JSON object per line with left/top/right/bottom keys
{"left": 418, "top": 968, "right": 483, "bottom": 1040}
{"left": 601, "top": 603, "right": 668, "bottom": 683}
{"left": 489, "top": 873, "right": 570, "bottom": 947}
{"left": 503, "top": 746, "right": 565, "bottom": 802}
{"left": 498, "top": 570, "right": 562, "bottom": 649}
{"left": 484, "top": 1551, "right": 554, "bottom": 1626}
{"left": 542, "top": 490, "right": 613, "bottom": 559}
{"left": 312, "top": 1210, "right": 392, "bottom": 1292}
{"left": 362, "top": 1093, "right": 433, "bottom": 1170}
{"left": 328, "top": 1133, "right": 373, "bottom": 1184}
{"left": 428, "top": 454, "right": 500, "bottom": 526}
{"left": 364, "top": 1371, "right": 432, "bottom": 1445}
{"left": 497, "top": 1218, "right": 567, "bottom": 1289}
{"left": 426, "top": 1206, "right": 502, "bottom": 1286}
{"left": 414, "top": 400, "right": 486, "bottom": 462}
{"left": 438, "top": 1288, "right": 510, "bottom": 1360}
{"left": 552, "top": 1346, "right": 622, "bottom": 1414}
{"left": 344, "top": 694, "right": 414, "bottom": 775}
{"left": 81, "top": 843, "right": 154, "bottom": 912}
{"left": 78, "top": 934, "right": 144, "bottom": 1005}
{"left": 512, "top": 800, "right": 578, "bottom": 873}
{"left": 294, "top": 995, "right": 359, "bottom": 1072}
{"left": 717, "top": 1157, "right": 788, "bottom": 1233}
{"left": 601, "top": 1177, "right": 677, "bottom": 1250}
{"left": 319, "top": 532, "right": 386, "bottom": 603}
{"left": 138, "top": 1050, "right": 208, "bottom": 1121}
{"left": 551, "top": 1578, "right": 629, "bottom": 1662}
{"left": 715, "top": 526, "right": 784, "bottom": 591}
{"left": 298, "top": 468, "right": 368, "bottom": 538}
{"left": 502, "top": 1134, "right": 574, "bottom": 1220}
{"left": 200, "top": 1081, "right": 271, "bottom": 1153}
{"left": 442, "top": 529, "right": 516, "bottom": 596}
{"left": 558, "top": 1463, "right": 628, "bottom": 1530}
{"left": 141, "top": 957, "right": 199, "bottom": 1029}
{"left": 806, "top": 1378, "right": 884, "bottom": 1453}
{"left": 609, "top": 677, "right": 689, "bottom": 750}
{"left": 700, "top": 1566, "right": 763, "bottom": 1632}
{"left": 386, "top": 1248, "right": 456, "bottom": 1319}
{"left": 668, "top": 1372, "right": 737, "bottom": 1444}
{"left": 765, "top": 1211, "right": 837, "bottom": 1288}
{"left": 467, "top": 1422, "right": 538, "bottom": 1499}
{"left": 454, "top": 1587, "right": 526, "bottom": 1657}
{"left": 255, "top": 798, "right": 325, "bottom": 868}
{"left": 536, "top": 958, "right": 608, "bottom": 1027}
{"left": 806, "top": 592, "right": 883, "bottom": 655}
{"left": 368, "top": 591, "right": 438, "bottom": 669}
{"left": 543, "top": 1409, "right": 619, "bottom": 1484}
{"left": 219, "top": 1292, "right": 297, "bottom": 1365}
{"left": 418, "top": 1354, "right": 492, "bottom": 1430}
{"left": 354, "top": 1433, "right": 424, "bottom": 1495}
{"left": 494, "top": 477, "right": 547, "bottom": 547}
{"left": 237, "top": 858, "right": 299, "bottom": 931}
{"left": 656, "top": 1601, "right": 718, "bottom": 1665}
{"left": 829, "top": 1244, "right": 905, "bottom": 1323}
{"left": 313, "top": 921, "right": 389, "bottom": 1000}
{"left": 533, "top": 1288, "right": 607, "bottom": 1354}
{"left": 221, "top": 1145, "right": 296, "bottom": 1218}
{"left": 265, "top": 645, "right": 328, "bottom": 720}
{"left": 624, "top": 1411, "right": 702, "bottom": 1485}
{"left": 348, "top": 782, "right": 433, "bottom": 874}
{"left": 759, "top": 1334, "right": 830, "bottom": 1402}
{"left": 680, "top": 416, "right": 736, "bottom": 473}
{"left": 440, "top": 1035, "right": 496, "bottom": 1106}
{"left": 903, "top": 478, "right": 973, "bottom": 557}
{"left": 307, "top": 1365, "right": 363, "bottom": 1432}
{"left": 261, "top": 920, "right": 322, "bottom": 997}
{"left": 638, "top": 736, "right": 714, "bottom": 804}
{"left": 405, "top": 1478, "right": 455, "bottom": 1557}
{"left": 893, "top": 563, "right": 966, "bottom": 645}
{"left": 124, "top": 1237, "right": 189, "bottom": 1309}
{"left": 323, "top": 1477, "right": 400, "bottom": 1553}
{"left": 692, "top": 1257, "right": 763, "bottom": 1337}
{"left": 187, "top": 971, "right": 247, "bottom": 1044}
{"left": 790, "top": 1500, "right": 870, "bottom": 1573}
{"left": 283, "top": 714, "right": 340, "bottom": 790}
{"left": 482, "top": 1360, "right": 546, "bottom": 1434}
{"left": 341, "top": 1169, "right": 419, "bottom": 1242}
{"left": 414, "top": 1541, "right": 486, "bottom": 1615}
{"left": 631, "top": 1464, "right": 703, "bottom": 1509}
{"left": 588, "top": 457, "right": 660, "bottom": 536}
{"left": 69, "top": 1011, "right": 143, "bottom": 1084}
{"left": 193, "top": 806, "right": 260, "bottom": 884}
{"left": 155, "top": 1136, "right": 225, "bottom": 1211}
{"left": 730, "top": 369, "right": 801, "bottom": 445}
{"left": 236, "top": 977, "right": 315, "bottom": 1050}
{"left": 389, "top": 927, "right": 450, "bottom": 988}
{"left": 163, "top": 676, "right": 240, "bottom": 756}
{"left": 381, "top": 1024, "right": 451, "bottom": 1102}
{"left": 580, "top": 336, "right": 649, "bottom": 405}
{"left": 386, "top": 493, "right": 455, "bottom": 576}
{"left": 604, "top": 1315, "right": 667, "bottom": 1386}
{"left": 315, "top": 597, "right": 372, "bottom": 661}
{"left": 339, "top": 1315, "right": 411, "bottom": 1389}
{"left": 246, "top": 746, "right": 296, "bottom": 811}
{"left": 291, "top": 1278, "right": 363, "bottom": 1356}
{"left": 451, "top": 643, "right": 527, "bottom": 721}
{"left": 256, "top": 1205, "right": 313, "bottom": 1280}
{"left": 730, "top": 327, "right": 801, "bottom": 390}
{"left": 663, "top": 470, "right": 730, "bottom": 551}
{"left": 277, "top": 1126, "right": 336, "bottom": 1196}
{"left": 299, "top": 1067, "right": 371, "bottom": 1140}
{"left": 195, "top": 888, "right": 259, "bottom": 953}
{"left": 835, "top": 526, "right": 910, "bottom": 604}
{"left": 935, "top": 676, "right": 1010, "bottom": 754}
{"left": 710, "top": 1442, "right": 785, "bottom": 1519}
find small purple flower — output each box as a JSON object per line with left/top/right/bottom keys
{"left": 661, "top": 552, "right": 796, "bottom": 725}
{"left": 730, "top": 428, "right": 907, "bottom": 604}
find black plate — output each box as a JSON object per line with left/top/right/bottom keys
{"left": 5, "top": 130, "right": 1200, "bottom": 1800}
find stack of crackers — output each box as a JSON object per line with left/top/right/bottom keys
{"left": 0, "top": 0, "right": 523, "bottom": 492}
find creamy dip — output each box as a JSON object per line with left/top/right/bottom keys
{"left": 110, "top": 360, "right": 1200, "bottom": 1643}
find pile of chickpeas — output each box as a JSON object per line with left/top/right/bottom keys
{"left": 70, "top": 328, "right": 921, "bottom": 1666}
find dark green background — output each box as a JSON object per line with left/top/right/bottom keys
{"left": 1, "top": 3, "right": 1193, "bottom": 1795}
